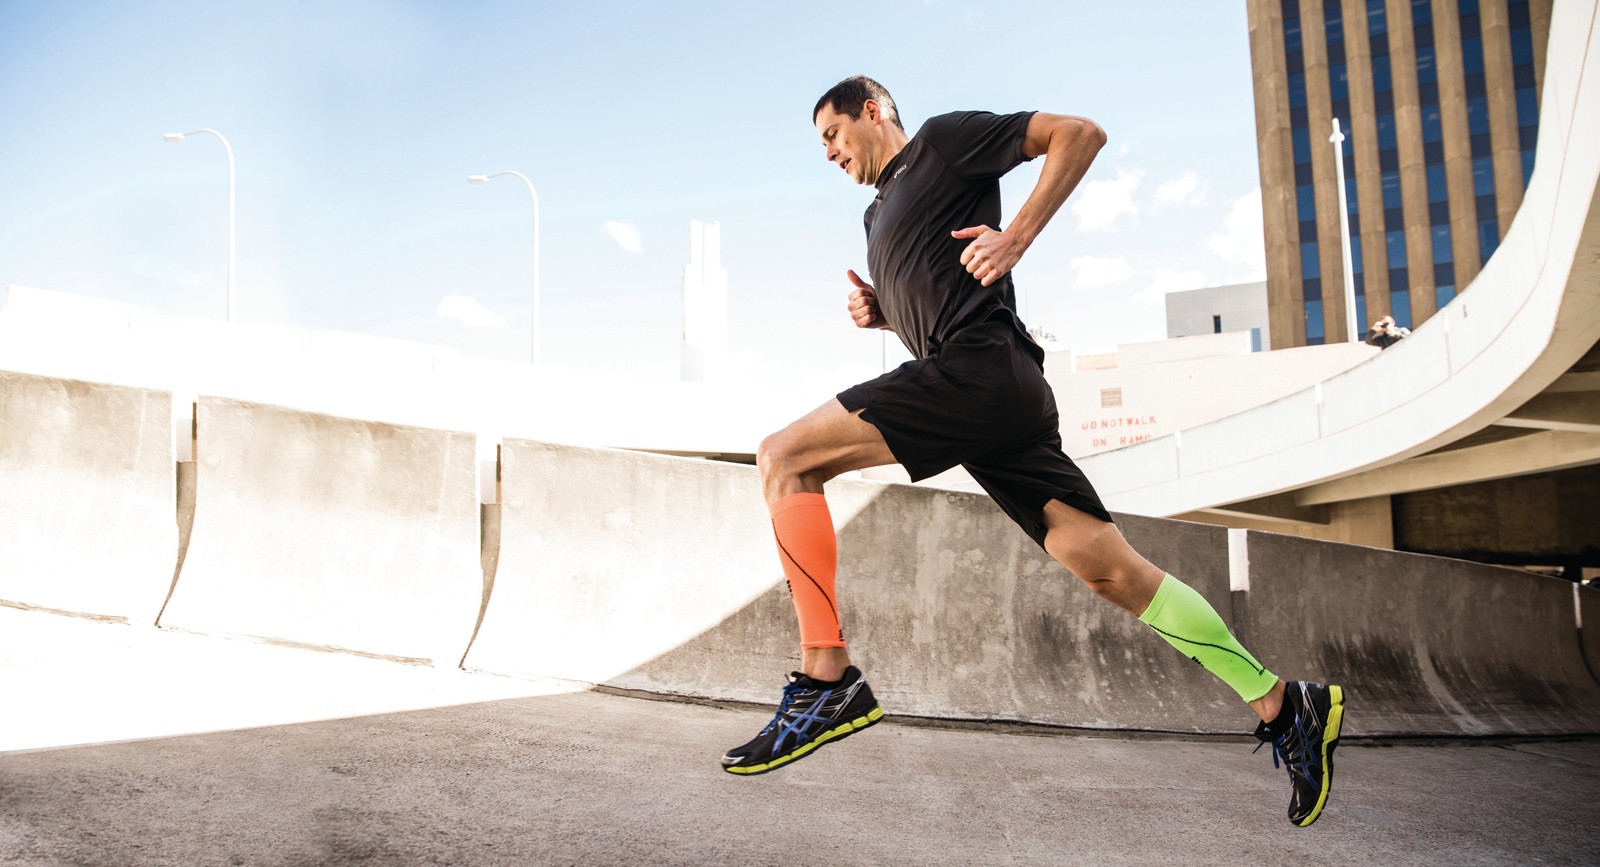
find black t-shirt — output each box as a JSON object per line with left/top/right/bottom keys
{"left": 864, "top": 110, "right": 1037, "bottom": 359}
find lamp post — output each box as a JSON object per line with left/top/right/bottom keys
{"left": 1329, "top": 118, "right": 1360, "bottom": 344}
{"left": 468, "top": 171, "right": 542, "bottom": 367}
{"left": 164, "top": 129, "right": 236, "bottom": 322}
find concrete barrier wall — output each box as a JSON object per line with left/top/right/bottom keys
{"left": 1580, "top": 586, "right": 1600, "bottom": 693}
{"left": 158, "top": 397, "right": 483, "bottom": 665}
{"left": 1244, "top": 533, "right": 1600, "bottom": 736}
{"left": 467, "top": 441, "right": 1252, "bottom": 731}
{"left": 0, "top": 372, "right": 175, "bottom": 622}
{"left": 3, "top": 377, "right": 1594, "bottom": 735}
{"left": 466, "top": 442, "right": 1600, "bottom": 736}
{"left": 462, "top": 441, "right": 880, "bottom": 687}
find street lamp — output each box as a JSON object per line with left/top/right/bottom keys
{"left": 1329, "top": 118, "right": 1360, "bottom": 344}
{"left": 468, "top": 171, "right": 542, "bottom": 366}
{"left": 164, "top": 129, "right": 236, "bottom": 322}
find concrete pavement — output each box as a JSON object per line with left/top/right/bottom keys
{"left": 3, "top": 608, "right": 1597, "bottom": 866}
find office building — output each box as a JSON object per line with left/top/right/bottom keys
{"left": 1247, "top": 0, "right": 1551, "bottom": 346}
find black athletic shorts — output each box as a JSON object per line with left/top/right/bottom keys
{"left": 837, "top": 315, "right": 1113, "bottom": 549}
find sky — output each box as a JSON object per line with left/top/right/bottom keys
{"left": 0, "top": 0, "right": 1267, "bottom": 390}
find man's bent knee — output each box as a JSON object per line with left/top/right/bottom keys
{"left": 757, "top": 428, "right": 833, "bottom": 501}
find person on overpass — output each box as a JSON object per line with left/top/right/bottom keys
{"left": 719, "top": 75, "right": 1346, "bottom": 829}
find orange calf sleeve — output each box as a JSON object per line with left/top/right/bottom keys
{"left": 770, "top": 492, "right": 845, "bottom": 649}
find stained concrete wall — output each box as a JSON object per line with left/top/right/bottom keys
{"left": 467, "top": 441, "right": 1253, "bottom": 731}
{"left": 466, "top": 442, "right": 1600, "bottom": 736}
{"left": 0, "top": 372, "right": 175, "bottom": 622}
{"left": 1245, "top": 532, "right": 1600, "bottom": 736}
{"left": 157, "top": 397, "right": 482, "bottom": 665}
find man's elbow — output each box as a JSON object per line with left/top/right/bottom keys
{"left": 1072, "top": 117, "right": 1108, "bottom": 151}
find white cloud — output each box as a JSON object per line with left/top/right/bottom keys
{"left": 1154, "top": 170, "right": 1208, "bottom": 207}
{"left": 1114, "top": 139, "right": 1139, "bottom": 157}
{"left": 1070, "top": 254, "right": 1135, "bottom": 289}
{"left": 601, "top": 221, "right": 644, "bottom": 253}
{"left": 1208, "top": 187, "right": 1267, "bottom": 280}
{"left": 437, "top": 294, "right": 506, "bottom": 328}
{"left": 1071, "top": 168, "right": 1143, "bottom": 231}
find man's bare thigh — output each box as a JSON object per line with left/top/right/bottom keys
{"left": 759, "top": 398, "right": 898, "bottom": 498}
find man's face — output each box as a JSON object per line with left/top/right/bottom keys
{"left": 816, "top": 100, "right": 885, "bottom": 186}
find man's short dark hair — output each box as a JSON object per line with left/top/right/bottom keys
{"left": 813, "top": 75, "right": 904, "bottom": 131}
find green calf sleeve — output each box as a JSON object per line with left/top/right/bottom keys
{"left": 1138, "top": 573, "right": 1277, "bottom": 702}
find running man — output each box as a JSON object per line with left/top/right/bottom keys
{"left": 720, "top": 75, "right": 1345, "bottom": 828}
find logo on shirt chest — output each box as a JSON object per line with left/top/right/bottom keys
{"left": 893, "top": 163, "right": 909, "bottom": 180}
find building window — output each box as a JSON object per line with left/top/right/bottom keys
{"left": 1427, "top": 164, "right": 1449, "bottom": 203}
{"left": 1367, "top": 0, "right": 1387, "bottom": 33}
{"left": 1416, "top": 44, "right": 1437, "bottom": 84}
{"left": 1297, "top": 184, "right": 1316, "bottom": 221}
{"left": 1436, "top": 283, "right": 1457, "bottom": 307}
{"left": 1421, "top": 104, "right": 1442, "bottom": 143}
{"left": 1386, "top": 230, "right": 1407, "bottom": 269}
{"left": 1473, "top": 156, "right": 1495, "bottom": 198}
{"left": 1516, "top": 86, "right": 1539, "bottom": 130}
{"left": 1100, "top": 387, "right": 1123, "bottom": 409}
{"left": 1511, "top": 26, "right": 1534, "bottom": 66}
{"left": 1372, "top": 54, "right": 1392, "bottom": 92}
{"left": 1376, "top": 112, "right": 1397, "bottom": 151}
{"left": 1390, "top": 290, "right": 1412, "bottom": 328}
{"left": 1462, "top": 36, "right": 1485, "bottom": 76}
{"left": 1330, "top": 63, "right": 1349, "bottom": 102}
{"left": 1381, "top": 170, "right": 1402, "bottom": 210}
{"left": 1411, "top": 0, "right": 1432, "bottom": 27}
{"left": 1479, "top": 218, "right": 1500, "bottom": 262}
{"left": 1289, "top": 73, "right": 1307, "bottom": 108}
{"left": 1435, "top": 261, "right": 1455, "bottom": 287}
{"left": 1293, "top": 127, "right": 1311, "bottom": 165}
{"left": 1305, "top": 299, "right": 1325, "bottom": 343}
{"left": 1467, "top": 96, "right": 1491, "bottom": 137}
{"left": 1212, "top": 314, "right": 1223, "bottom": 334}
{"left": 1302, "top": 241, "right": 1321, "bottom": 279}
{"left": 1432, "top": 224, "right": 1453, "bottom": 264}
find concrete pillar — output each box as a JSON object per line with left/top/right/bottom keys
{"left": 1388, "top": 0, "right": 1438, "bottom": 323}
{"left": 1481, "top": 0, "right": 1525, "bottom": 232}
{"left": 1530, "top": 0, "right": 1552, "bottom": 97}
{"left": 1433, "top": 0, "right": 1484, "bottom": 286}
{"left": 1247, "top": 0, "right": 1306, "bottom": 349}
{"left": 1302, "top": 0, "right": 1356, "bottom": 345}
{"left": 1346, "top": 0, "right": 1393, "bottom": 323}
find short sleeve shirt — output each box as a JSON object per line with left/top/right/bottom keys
{"left": 864, "top": 110, "right": 1037, "bottom": 359}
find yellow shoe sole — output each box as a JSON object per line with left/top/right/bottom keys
{"left": 1295, "top": 684, "right": 1344, "bottom": 827}
{"left": 723, "top": 705, "right": 885, "bottom": 776}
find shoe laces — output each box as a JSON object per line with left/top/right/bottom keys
{"left": 1253, "top": 715, "right": 1315, "bottom": 778}
{"left": 759, "top": 681, "right": 809, "bottom": 735}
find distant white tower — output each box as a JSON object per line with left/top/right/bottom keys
{"left": 681, "top": 219, "right": 728, "bottom": 382}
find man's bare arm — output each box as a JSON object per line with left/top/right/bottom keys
{"left": 953, "top": 113, "right": 1107, "bottom": 286}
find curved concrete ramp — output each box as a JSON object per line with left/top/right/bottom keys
{"left": 158, "top": 397, "right": 481, "bottom": 665}
{"left": 0, "top": 372, "right": 175, "bottom": 622}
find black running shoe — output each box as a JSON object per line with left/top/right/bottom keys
{"left": 1254, "top": 680, "right": 1346, "bottom": 827}
{"left": 721, "top": 666, "right": 883, "bottom": 776}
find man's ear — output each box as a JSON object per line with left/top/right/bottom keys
{"left": 863, "top": 98, "right": 880, "bottom": 124}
